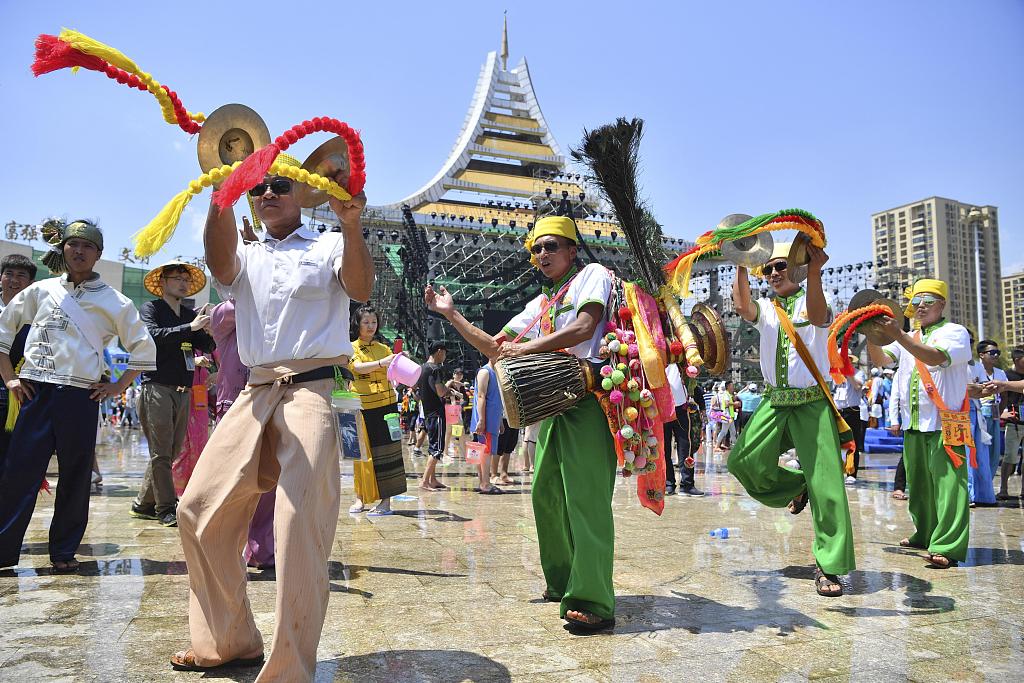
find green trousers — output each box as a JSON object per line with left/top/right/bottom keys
{"left": 727, "top": 399, "right": 856, "bottom": 575}
{"left": 533, "top": 393, "right": 617, "bottom": 620}
{"left": 903, "top": 430, "right": 969, "bottom": 561}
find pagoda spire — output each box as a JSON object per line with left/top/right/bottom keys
{"left": 500, "top": 12, "right": 509, "bottom": 71}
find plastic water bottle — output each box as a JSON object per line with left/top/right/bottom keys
{"left": 708, "top": 527, "right": 740, "bottom": 539}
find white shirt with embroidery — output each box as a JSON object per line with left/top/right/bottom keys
{"left": 501, "top": 263, "right": 612, "bottom": 362}
{"left": 215, "top": 225, "right": 353, "bottom": 368}
{"left": 752, "top": 290, "right": 833, "bottom": 390}
{"left": 882, "top": 320, "right": 971, "bottom": 432}
{"left": 0, "top": 275, "right": 156, "bottom": 389}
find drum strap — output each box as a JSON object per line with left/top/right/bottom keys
{"left": 511, "top": 274, "right": 580, "bottom": 344}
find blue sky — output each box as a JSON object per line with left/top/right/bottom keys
{"left": 2, "top": 1, "right": 1022, "bottom": 273}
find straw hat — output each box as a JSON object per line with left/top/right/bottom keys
{"left": 144, "top": 260, "right": 207, "bottom": 298}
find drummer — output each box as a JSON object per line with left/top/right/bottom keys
{"left": 425, "top": 215, "right": 617, "bottom": 632}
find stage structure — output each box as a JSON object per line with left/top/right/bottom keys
{"left": 309, "top": 20, "right": 691, "bottom": 368}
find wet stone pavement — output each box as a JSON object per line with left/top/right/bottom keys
{"left": 1, "top": 424, "right": 1022, "bottom": 682}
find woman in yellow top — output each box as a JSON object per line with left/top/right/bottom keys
{"left": 348, "top": 305, "right": 406, "bottom": 516}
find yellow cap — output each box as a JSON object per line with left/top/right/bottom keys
{"left": 524, "top": 216, "right": 578, "bottom": 266}
{"left": 903, "top": 278, "right": 948, "bottom": 317}
{"left": 274, "top": 152, "right": 301, "bottom": 169}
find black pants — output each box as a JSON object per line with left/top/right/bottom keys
{"left": 894, "top": 456, "right": 907, "bottom": 492}
{"left": 0, "top": 383, "right": 98, "bottom": 564}
{"left": 840, "top": 407, "right": 864, "bottom": 476}
{"left": 663, "top": 405, "right": 696, "bottom": 489}
{"left": 424, "top": 412, "right": 445, "bottom": 460}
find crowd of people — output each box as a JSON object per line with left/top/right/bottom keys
{"left": 0, "top": 187, "right": 1020, "bottom": 680}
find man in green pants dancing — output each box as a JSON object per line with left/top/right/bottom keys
{"left": 729, "top": 240, "right": 854, "bottom": 597}
{"left": 425, "top": 215, "right": 617, "bottom": 631}
{"left": 868, "top": 279, "right": 971, "bottom": 568}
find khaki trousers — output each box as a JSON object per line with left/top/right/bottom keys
{"left": 177, "top": 375, "right": 340, "bottom": 683}
{"left": 136, "top": 383, "right": 191, "bottom": 515}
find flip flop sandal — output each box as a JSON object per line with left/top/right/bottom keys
{"left": 814, "top": 568, "right": 843, "bottom": 597}
{"left": 477, "top": 487, "right": 503, "bottom": 495}
{"left": 899, "top": 539, "right": 925, "bottom": 549}
{"left": 788, "top": 490, "right": 809, "bottom": 515}
{"left": 366, "top": 509, "right": 394, "bottom": 516}
{"left": 927, "top": 554, "right": 956, "bottom": 569}
{"left": 565, "top": 612, "right": 616, "bottom": 632}
{"left": 170, "top": 649, "right": 265, "bottom": 672}
{"left": 892, "top": 491, "right": 909, "bottom": 500}
{"left": 51, "top": 559, "right": 80, "bottom": 574}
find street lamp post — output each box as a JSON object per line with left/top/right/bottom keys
{"left": 966, "top": 206, "right": 984, "bottom": 338}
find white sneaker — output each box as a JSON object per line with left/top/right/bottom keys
{"left": 845, "top": 476, "right": 857, "bottom": 485}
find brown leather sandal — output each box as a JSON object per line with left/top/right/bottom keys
{"left": 170, "top": 649, "right": 264, "bottom": 672}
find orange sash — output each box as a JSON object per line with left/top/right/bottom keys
{"left": 911, "top": 348, "right": 973, "bottom": 468}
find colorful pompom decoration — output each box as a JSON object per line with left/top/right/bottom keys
{"left": 609, "top": 389, "right": 624, "bottom": 404}
{"left": 602, "top": 377, "right": 614, "bottom": 391}
{"left": 624, "top": 406, "right": 639, "bottom": 422}
{"left": 600, "top": 365, "right": 614, "bottom": 378}
{"left": 618, "top": 307, "right": 633, "bottom": 321}
{"left": 686, "top": 365, "right": 699, "bottom": 378}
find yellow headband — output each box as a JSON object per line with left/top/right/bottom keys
{"left": 524, "top": 216, "right": 578, "bottom": 267}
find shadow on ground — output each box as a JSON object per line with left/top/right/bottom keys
{"left": 317, "top": 649, "right": 512, "bottom": 682}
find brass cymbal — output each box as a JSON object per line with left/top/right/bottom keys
{"left": 860, "top": 297, "right": 904, "bottom": 345}
{"left": 716, "top": 213, "right": 753, "bottom": 231}
{"left": 848, "top": 288, "right": 884, "bottom": 312}
{"left": 295, "top": 136, "right": 352, "bottom": 208}
{"left": 197, "top": 104, "right": 271, "bottom": 173}
{"left": 846, "top": 289, "right": 904, "bottom": 344}
{"left": 786, "top": 232, "right": 811, "bottom": 282}
{"left": 689, "top": 303, "right": 730, "bottom": 376}
{"left": 721, "top": 232, "right": 774, "bottom": 268}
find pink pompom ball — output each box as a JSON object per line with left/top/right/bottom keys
{"left": 600, "top": 365, "right": 614, "bottom": 378}
{"left": 628, "top": 343, "right": 639, "bottom": 358}
{"left": 686, "top": 365, "right": 699, "bottom": 378}
{"left": 634, "top": 456, "right": 647, "bottom": 469}
{"left": 605, "top": 321, "right": 618, "bottom": 333}
{"left": 609, "top": 389, "right": 624, "bottom": 405}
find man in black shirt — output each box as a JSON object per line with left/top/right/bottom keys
{"left": 0, "top": 254, "right": 36, "bottom": 473}
{"left": 417, "top": 340, "right": 450, "bottom": 491}
{"left": 131, "top": 262, "right": 214, "bottom": 527}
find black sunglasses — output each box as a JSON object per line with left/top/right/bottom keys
{"left": 248, "top": 178, "right": 293, "bottom": 197}
{"left": 762, "top": 261, "right": 788, "bottom": 275}
{"left": 981, "top": 349, "right": 1001, "bottom": 357}
{"left": 530, "top": 240, "right": 562, "bottom": 255}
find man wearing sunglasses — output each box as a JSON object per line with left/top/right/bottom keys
{"left": 969, "top": 340, "right": 1007, "bottom": 503}
{"left": 131, "top": 261, "right": 214, "bottom": 528}
{"left": 868, "top": 279, "right": 972, "bottom": 569}
{"left": 172, "top": 153, "right": 372, "bottom": 679}
{"left": 425, "top": 215, "right": 618, "bottom": 632}
{"left": 730, "top": 240, "right": 853, "bottom": 597}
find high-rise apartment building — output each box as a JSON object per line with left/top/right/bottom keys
{"left": 871, "top": 197, "right": 1002, "bottom": 340}
{"left": 1004, "top": 271, "right": 1024, "bottom": 349}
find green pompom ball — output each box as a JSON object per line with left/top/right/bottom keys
{"left": 629, "top": 390, "right": 641, "bottom": 402}
{"left": 601, "top": 377, "right": 614, "bottom": 391}
{"left": 611, "top": 370, "right": 626, "bottom": 385}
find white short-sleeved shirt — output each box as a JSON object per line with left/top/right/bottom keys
{"left": 501, "top": 263, "right": 612, "bottom": 362}
{"left": 834, "top": 369, "right": 866, "bottom": 410}
{"left": 215, "top": 225, "right": 353, "bottom": 368}
{"left": 970, "top": 363, "right": 1007, "bottom": 412}
{"left": 752, "top": 289, "right": 833, "bottom": 389}
{"left": 883, "top": 319, "right": 971, "bottom": 432}
{"left": 665, "top": 362, "right": 689, "bottom": 407}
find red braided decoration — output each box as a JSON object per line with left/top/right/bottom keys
{"left": 213, "top": 118, "right": 367, "bottom": 210}
{"left": 839, "top": 309, "right": 891, "bottom": 376}
{"left": 31, "top": 34, "right": 201, "bottom": 134}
